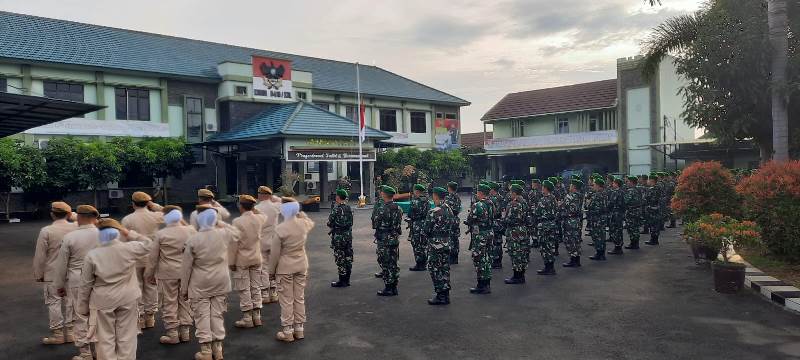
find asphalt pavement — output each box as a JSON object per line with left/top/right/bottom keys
{"left": 2, "top": 198, "right": 800, "bottom": 360}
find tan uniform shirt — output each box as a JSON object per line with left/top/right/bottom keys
{"left": 121, "top": 207, "right": 164, "bottom": 268}
{"left": 189, "top": 202, "right": 231, "bottom": 230}
{"left": 229, "top": 211, "right": 265, "bottom": 268}
{"left": 255, "top": 200, "right": 280, "bottom": 251}
{"left": 269, "top": 214, "right": 314, "bottom": 275}
{"left": 145, "top": 223, "right": 197, "bottom": 280}
{"left": 33, "top": 219, "right": 78, "bottom": 281}
{"left": 180, "top": 225, "right": 239, "bottom": 299}
{"left": 53, "top": 224, "right": 98, "bottom": 289}
{"left": 77, "top": 231, "right": 152, "bottom": 313}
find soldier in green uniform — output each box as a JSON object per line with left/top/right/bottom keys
{"left": 587, "top": 178, "right": 607, "bottom": 260}
{"left": 583, "top": 176, "right": 596, "bottom": 240}
{"left": 328, "top": 189, "right": 354, "bottom": 288}
{"left": 407, "top": 184, "right": 430, "bottom": 271}
{"left": 527, "top": 179, "right": 543, "bottom": 249}
{"left": 425, "top": 187, "right": 454, "bottom": 305}
{"left": 372, "top": 186, "right": 403, "bottom": 296}
{"left": 445, "top": 182, "right": 462, "bottom": 265}
{"left": 607, "top": 178, "right": 626, "bottom": 255}
{"left": 466, "top": 184, "right": 494, "bottom": 294}
{"left": 503, "top": 184, "right": 530, "bottom": 284}
{"left": 535, "top": 180, "right": 559, "bottom": 275}
{"left": 562, "top": 179, "right": 584, "bottom": 267}
{"left": 488, "top": 182, "right": 505, "bottom": 269}
{"left": 623, "top": 176, "right": 644, "bottom": 250}
{"left": 665, "top": 172, "right": 678, "bottom": 228}
{"left": 645, "top": 175, "right": 662, "bottom": 245}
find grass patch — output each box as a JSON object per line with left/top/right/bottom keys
{"left": 739, "top": 249, "right": 800, "bottom": 288}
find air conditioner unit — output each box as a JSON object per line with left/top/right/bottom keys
{"left": 108, "top": 189, "right": 124, "bottom": 199}
{"left": 37, "top": 139, "right": 49, "bottom": 150}
{"left": 305, "top": 181, "right": 316, "bottom": 190}
{"left": 205, "top": 117, "right": 218, "bottom": 132}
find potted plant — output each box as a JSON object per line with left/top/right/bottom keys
{"left": 683, "top": 213, "right": 762, "bottom": 293}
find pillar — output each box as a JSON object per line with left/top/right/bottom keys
{"left": 368, "top": 161, "right": 375, "bottom": 203}
{"left": 319, "top": 162, "right": 329, "bottom": 204}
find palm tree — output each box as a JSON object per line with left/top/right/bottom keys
{"left": 767, "top": 0, "right": 790, "bottom": 161}
{"left": 641, "top": 13, "right": 702, "bottom": 79}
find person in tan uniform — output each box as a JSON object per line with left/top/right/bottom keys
{"left": 229, "top": 195, "right": 265, "bottom": 329}
{"left": 181, "top": 205, "right": 239, "bottom": 360}
{"left": 120, "top": 191, "right": 163, "bottom": 330}
{"left": 255, "top": 186, "right": 281, "bottom": 305}
{"left": 144, "top": 205, "right": 197, "bottom": 344}
{"left": 33, "top": 201, "right": 78, "bottom": 345}
{"left": 54, "top": 205, "right": 99, "bottom": 360}
{"left": 77, "top": 218, "right": 153, "bottom": 360}
{"left": 269, "top": 199, "right": 314, "bottom": 342}
{"left": 189, "top": 189, "right": 231, "bottom": 229}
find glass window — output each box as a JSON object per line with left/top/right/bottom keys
{"left": 410, "top": 111, "right": 427, "bottom": 133}
{"left": 115, "top": 88, "right": 150, "bottom": 120}
{"left": 0, "top": 77, "right": 6, "bottom": 93}
{"left": 379, "top": 109, "right": 397, "bottom": 132}
{"left": 345, "top": 105, "right": 356, "bottom": 121}
{"left": 43, "top": 80, "right": 83, "bottom": 102}
{"left": 512, "top": 120, "right": 525, "bottom": 137}
{"left": 297, "top": 91, "right": 307, "bottom": 101}
{"left": 557, "top": 118, "right": 569, "bottom": 134}
{"left": 185, "top": 97, "right": 205, "bottom": 163}
{"left": 234, "top": 86, "right": 247, "bottom": 96}
{"left": 589, "top": 115, "right": 598, "bottom": 131}
{"left": 307, "top": 162, "right": 333, "bottom": 173}
{"left": 436, "top": 112, "right": 444, "bottom": 119}
{"left": 313, "top": 102, "right": 333, "bottom": 112}
{"left": 445, "top": 113, "right": 457, "bottom": 120}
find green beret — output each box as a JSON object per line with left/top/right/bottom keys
{"left": 447, "top": 181, "right": 458, "bottom": 190}
{"left": 510, "top": 184, "right": 524, "bottom": 194}
{"left": 381, "top": 185, "right": 396, "bottom": 195}
{"left": 557, "top": 176, "right": 564, "bottom": 181}
{"left": 542, "top": 180, "right": 555, "bottom": 192}
{"left": 594, "top": 178, "right": 606, "bottom": 186}
{"left": 592, "top": 172, "right": 600, "bottom": 178}
{"left": 627, "top": 176, "right": 638, "bottom": 183}
{"left": 571, "top": 179, "right": 583, "bottom": 189}
{"left": 477, "top": 184, "right": 490, "bottom": 193}
{"left": 432, "top": 187, "right": 447, "bottom": 196}
{"left": 649, "top": 174, "right": 659, "bottom": 180}
{"left": 489, "top": 182, "right": 500, "bottom": 190}
{"left": 613, "top": 178, "right": 624, "bottom": 186}
{"left": 547, "top": 177, "right": 557, "bottom": 183}
{"left": 531, "top": 179, "right": 541, "bottom": 184}
{"left": 414, "top": 184, "right": 426, "bottom": 192}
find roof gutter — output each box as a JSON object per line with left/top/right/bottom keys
{"left": 480, "top": 105, "right": 617, "bottom": 123}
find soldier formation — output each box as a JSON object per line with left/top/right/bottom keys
{"left": 32, "top": 171, "right": 677, "bottom": 358}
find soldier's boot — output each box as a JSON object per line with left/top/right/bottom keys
{"left": 589, "top": 250, "right": 607, "bottom": 261}
{"left": 668, "top": 219, "right": 676, "bottom": 228}
{"left": 331, "top": 273, "right": 349, "bottom": 288}
{"left": 645, "top": 233, "right": 660, "bottom": 245}
{"left": 269, "top": 287, "right": 279, "bottom": 303}
{"left": 481, "top": 279, "right": 492, "bottom": 294}
{"left": 145, "top": 312, "right": 156, "bottom": 328}
{"left": 179, "top": 325, "right": 192, "bottom": 342}
{"left": 138, "top": 315, "right": 145, "bottom": 329}
{"left": 377, "top": 283, "right": 398, "bottom": 296}
{"left": 234, "top": 310, "right": 254, "bottom": 328}
{"left": 374, "top": 271, "right": 383, "bottom": 278}
{"left": 469, "top": 280, "right": 482, "bottom": 294}
{"left": 608, "top": 246, "right": 624, "bottom": 255}
{"left": 562, "top": 256, "right": 581, "bottom": 268}
{"left": 71, "top": 345, "right": 93, "bottom": 360}
{"left": 504, "top": 270, "right": 525, "bottom": 284}
{"left": 537, "top": 262, "right": 556, "bottom": 275}
{"left": 428, "top": 290, "right": 450, "bottom": 305}
{"left": 491, "top": 258, "right": 503, "bottom": 269}
{"left": 211, "top": 340, "right": 224, "bottom": 359}
{"left": 194, "top": 343, "right": 213, "bottom": 360}
{"left": 65, "top": 326, "right": 75, "bottom": 343}
{"left": 42, "top": 327, "right": 65, "bottom": 345}
{"left": 276, "top": 326, "right": 295, "bottom": 342}
{"left": 641, "top": 227, "right": 649, "bottom": 234}
{"left": 409, "top": 261, "right": 426, "bottom": 272}
{"left": 252, "top": 308, "right": 263, "bottom": 327}
{"left": 159, "top": 328, "right": 180, "bottom": 344}
{"left": 554, "top": 246, "right": 560, "bottom": 257}
{"left": 261, "top": 290, "right": 272, "bottom": 305}
{"left": 293, "top": 323, "right": 305, "bottom": 340}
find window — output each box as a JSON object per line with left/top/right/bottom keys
{"left": 297, "top": 91, "right": 307, "bottom": 101}
{"left": 445, "top": 113, "right": 457, "bottom": 120}
{"left": 379, "top": 109, "right": 397, "bottom": 132}
{"left": 0, "top": 77, "right": 6, "bottom": 93}
{"left": 436, "top": 112, "right": 444, "bottom": 119}
{"left": 512, "top": 120, "right": 525, "bottom": 137}
{"left": 115, "top": 88, "right": 150, "bottom": 121}
{"left": 185, "top": 97, "right": 205, "bottom": 163}
{"left": 345, "top": 105, "right": 356, "bottom": 121}
{"left": 556, "top": 117, "right": 569, "bottom": 134}
{"left": 307, "top": 162, "right": 334, "bottom": 173}
{"left": 589, "top": 115, "right": 598, "bottom": 131}
{"left": 313, "top": 102, "right": 333, "bottom": 112}
{"left": 410, "top": 111, "right": 427, "bottom": 133}
{"left": 234, "top": 86, "right": 248, "bottom": 96}
{"left": 44, "top": 81, "right": 83, "bottom": 102}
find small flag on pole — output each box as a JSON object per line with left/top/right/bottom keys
{"left": 359, "top": 99, "right": 366, "bottom": 143}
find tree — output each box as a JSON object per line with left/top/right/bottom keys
{"left": 139, "top": 138, "right": 195, "bottom": 202}
{"left": 78, "top": 140, "right": 122, "bottom": 207}
{"left": 0, "top": 138, "right": 46, "bottom": 220}
{"left": 40, "top": 137, "right": 85, "bottom": 196}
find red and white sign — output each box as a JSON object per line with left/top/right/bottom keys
{"left": 252, "top": 55, "right": 294, "bottom": 102}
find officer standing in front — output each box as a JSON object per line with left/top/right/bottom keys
{"left": 407, "top": 184, "right": 429, "bottom": 272}
{"left": 424, "top": 187, "right": 454, "bottom": 305}
{"left": 372, "top": 186, "right": 403, "bottom": 296}
{"left": 328, "top": 188, "right": 354, "bottom": 288}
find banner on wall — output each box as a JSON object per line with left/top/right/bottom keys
{"left": 434, "top": 113, "right": 460, "bottom": 150}
{"left": 252, "top": 55, "right": 294, "bottom": 102}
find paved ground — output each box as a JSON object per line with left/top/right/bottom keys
{"left": 2, "top": 199, "right": 800, "bottom": 359}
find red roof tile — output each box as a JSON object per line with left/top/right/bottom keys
{"left": 461, "top": 132, "right": 491, "bottom": 149}
{"left": 481, "top": 79, "right": 618, "bottom": 121}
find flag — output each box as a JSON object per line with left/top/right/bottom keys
{"left": 359, "top": 99, "right": 366, "bottom": 143}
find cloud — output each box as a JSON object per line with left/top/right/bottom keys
{"left": 493, "top": 58, "right": 516, "bottom": 69}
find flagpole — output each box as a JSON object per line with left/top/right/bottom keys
{"left": 356, "top": 63, "right": 365, "bottom": 207}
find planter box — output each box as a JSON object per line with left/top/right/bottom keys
{"left": 713, "top": 261, "right": 746, "bottom": 294}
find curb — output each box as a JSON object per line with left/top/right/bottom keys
{"left": 743, "top": 265, "right": 800, "bottom": 314}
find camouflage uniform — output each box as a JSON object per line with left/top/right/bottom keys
{"left": 534, "top": 192, "right": 559, "bottom": 264}
{"left": 408, "top": 193, "right": 430, "bottom": 268}
{"left": 372, "top": 200, "right": 403, "bottom": 287}
{"left": 327, "top": 202, "right": 353, "bottom": 277}
{"left": 527, "top": 188, "right": 543, "bottom": 248}
{"left": 645, "top": 182, "right": 663, "bottom": 243}
{"left": 424, "top": 203, "right": 454, "bottom": 293}
{"left": 607, "top": 186, "right": 625, "bottom": 248}
{"left": 561, "top": 191, "right": 583, "bottom": 257}
{"left": 624, "top": 184, "right": 644, "bottom": 247}
{"left": 503, "top": 196, "right": 530, "bottom": 272}
{"left": 658, "top": 179, "right": 670, "bottom": 227}
{"left": 444, "top": 192, "right": 463, "bottom": 262}
{"left": 586, "top": 187, "right": 607, "bottom": 255}
{"left": 489, "top": 193, "right": 505, "bottom": 266}
{"left": 466, "top": 199, "right": 493, "bottom": 281}
{"left": 583, "top": 187, "right": 596, "bottom": 237}
{"left": 665, "top": 178, "right": 677, "bottom": 226}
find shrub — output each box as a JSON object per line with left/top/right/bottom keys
{"left": 670, "top": 161, "right": 739, "bottom": 222}
{"left": 683, "top": 213, "right": 762, "bottom": 263}
{"left": 736, "top": 161, "right": 800, "bottom": 261}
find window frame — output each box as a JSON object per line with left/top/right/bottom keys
{"left": 556, "top": 117, "right": 570, "bottom": 134}
{"left": 234, "top": 85, "right": 248, "bottom": 96}
{"left": 115, "top": 87, "right": 150, "bottom": 121}
{"left": 43, "top": 80, "right": 84, "bottom": 102}
{"left": 378, "top": 108, "right": 398, "bottom": 132}
{"left": 296, "top": 91, "right": 307, "bottom": 101}
{"left": 410, "top": 111, "right": 427, "bottom": 133}
{"left": 512, "top": 119, "right": 525, "bottom": 137}
{"left": 184, "top": 96, "right": 206, "bottom": 164}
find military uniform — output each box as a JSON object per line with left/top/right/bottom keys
{"left": 444, "top": 183, "right": 463, "bottom": 264}
{"left": 424, "top": 188, "right": 454, "bottom": 305}
{"left": 327, "top": 192, "right": 353, "bottom": 287}
{"left": 254, "top": 188, "right": 281, "bottom": 304}
{"left": 503, "top": 185, "right": 530, "bottom": 283}
{"left": 488, "top": 185, "right": 505, "bottom": 268}
{"left": 372, "top": 186, "right": 403, "bottom": 296}
{"left": 408, "top": 186, "right": 430, "bottom": 271}
{"left": 624, "top": 178, "right": 644, "bottom": 249}
{"left": 527, "top": 183, "right": 543, "bottom": 248}
{"left": 645, "top": 177, "right": 663, "bottom": 245}
{"left": 120, "top": 192, "right": 163, "bottom": 329}
{"left": 607, "top": 181, "right": 625, "bottom": 254}
{"left": 561, "top": 185, "right": 584, "bottom": 267}
{"left": 534, "top": 183, "right": 559, "bottom": 275}
{"left": 586, "top": 181, "right": 608, "bottom": 260}
{"left": 230, "top": 197, "right": 266, "bottom": 329}
{"left": 466, "top": 186, "right": 494, "bottom": 294}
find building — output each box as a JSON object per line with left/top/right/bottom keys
{"left": 478, "top": 56, "right": 695, "bottom": 179}
{"left": 0, "top": 11, "right": 469, "bottom": 205}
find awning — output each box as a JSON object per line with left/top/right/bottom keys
{"left": 483, "top": 143, "right": 618, "bottom": 156}
{"left": 0, "top": 92, "right": 105, "bottom": 138}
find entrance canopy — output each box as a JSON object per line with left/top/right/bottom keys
{"left": 0, "top": 92, "right": 105, "bottom": 138}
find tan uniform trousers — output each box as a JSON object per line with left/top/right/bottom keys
{"left": 260, "top": 250, "right": 276, "bottom": 295}
{"left": 135, "top": 267, "right": 158, "bottom": 315}
{"left": 44, "top": 282, "right": 72, "bottom": 330}
{"left": 233, "top": 267, "right": 263, "bottom": 312}
{"left": 91, "top": 300, "right": 139, "bottom": 360}
{"left": 67, "top": 286, "right": 90, "bottom": 347}
{"left": 191, "top": 295, "right": 227, "bottom": 344}
{"left": 157, "top": 279, "right": 192, "bottom": 330}
{"left": 276, "top": 273, "right": 307, "bottom": 327}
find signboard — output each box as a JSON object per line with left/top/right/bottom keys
{"left": 485, "top": 130, "right": 617, "bottom": 151}
{"left": 434, "top": 113, "right": 460, "bottom": 150}
{"left": 252, "top": 55, "right": 293, "bottom": 102}
{"left": 287, "top": 149, "right": 376, "bottom": 162}
{"left": 23, "top": 118, "right": 170, "bottom": 137}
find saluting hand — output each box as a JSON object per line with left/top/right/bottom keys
{"left": 57, "top": 288, "right": 66, "bottom": 297}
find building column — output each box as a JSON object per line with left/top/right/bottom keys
{"left": 368, "top": 161, "right": 375, "bottom": 204}
{"left": 159, "top": 78, "right": 169, "bottom": 123}
{"left": 95, "top": 72, "right": 106, "bottom": 120}
{"left": 319, "top": 162, "right": 329, "bottom": 204}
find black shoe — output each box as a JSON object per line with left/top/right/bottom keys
{"left": 563, "top": 256, "right": 581, "bottom": 267}
{"left": 504, "top": 270, "right": 525, "bottom": 284}
{"left": 537, "top": 262, "right": 556, "bottom": 275}
{"left": 331, "top": 274, "right": 350, "bottom": 288}
{"left": 427, "top": 291, "right": 450, "bottom": 305}
{"left": 377, "top": 284, "right": 398, "bottom": 296}
{"left": 624, "top": 242, "right": 640, "bottom": 250}
{"left": 554, "top": 248, "right": 560, "bottom": 257}
{"left": 374, "top": 271, "right": 383, "bottom": 278}
{"left": 470, "top": 280, "right": 491, "bottom": 294}
{"left": 640, "top": 229, "right": 649, "bottom": 234}
{"left": 668, "top": 220, "right": 676, "bottom": 228}
{"left": 607, "top": 246, "right": 624, "bottom": 255}
{"left": 645, "top": 234, "right": 660, "bottom": 246}
{"left": 409, "top": 262, "right": 426, "bottom": 272}
{"left": 491, "top": 259, "right": 502, "bottom": 269}
{"left": 589, "top": 251, "right": 606, "bottom": 261}
{"left": 469, "top": 280, "right": 481, "bottom": 294}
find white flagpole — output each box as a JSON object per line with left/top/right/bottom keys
{"left": 356, "top": 63, "right": 365, "bottom": 206}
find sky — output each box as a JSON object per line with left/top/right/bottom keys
{"left": 1, "top": 0, "right": 704, "bottom": 134}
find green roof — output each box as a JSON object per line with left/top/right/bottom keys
{"left": 207, "top": 101, "right": 391, "bottom": 143}
{"left": 0, "top": 12, "right": 469, "bottom": 106}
